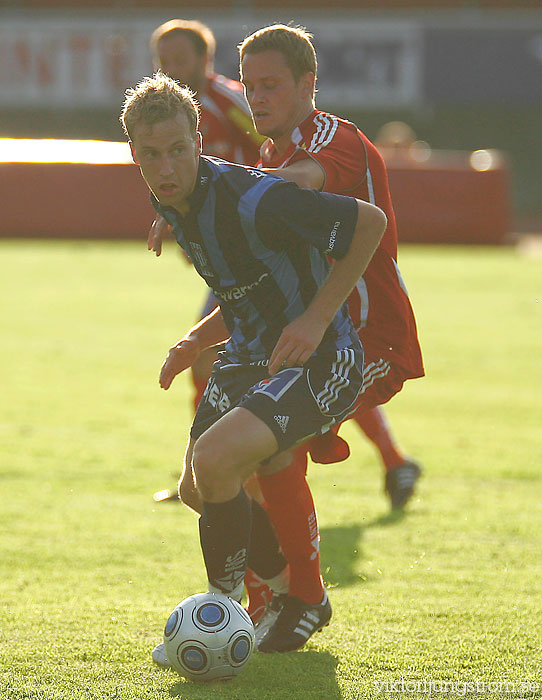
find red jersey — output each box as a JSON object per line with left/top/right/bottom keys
{"left": 257, "top": 109, "right": 424, "bottom": 380}
{"left": 199, "top": 73, "right": 263, "bottom": 165}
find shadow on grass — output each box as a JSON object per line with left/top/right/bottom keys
{"left": 168, "top": 648, "right": 341, "bottom": 700}
{"left": 365, "top": 509, "right": 407, "bottom": 529}
{"left": 319, "top": 510, "right": 408, "bottom": 588}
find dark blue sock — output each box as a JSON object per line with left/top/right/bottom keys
{"left": 199, "top": 489, "right": 252, "bottom": 596}
{"left": 248, "top": 499, "right": 288, "bottom": 580}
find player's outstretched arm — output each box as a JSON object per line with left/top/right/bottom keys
{"left": 159, "top": 307, "right": 230, "bottom": 389}
{"left": 262, "top": 158, "right": 325, "bottom": 191}
{"left": 268, "top": 199, "right": 387, "bottom": 375}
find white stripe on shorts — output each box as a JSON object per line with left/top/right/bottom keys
{"left": 315, "top": 348, "right": 356, "bottom": 413}
{"left": 361, "top": 358, "right": 391, "bottom": 393}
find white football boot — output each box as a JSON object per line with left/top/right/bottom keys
{"left": 254, "top": 593, "right": 287, "bottom": 646}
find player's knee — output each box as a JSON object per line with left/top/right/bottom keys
{"left": 192, "top": 435, "right": 223, "bottom": 492}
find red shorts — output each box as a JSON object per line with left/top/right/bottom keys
{"left": 305, "top": 353, "right": 418, "bottom": 465}
{"left": 351, "top": 354, "right": 409, "bottom": 412}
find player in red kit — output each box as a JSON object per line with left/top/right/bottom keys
{"left": 256, "top": 113, "right": 424, "bottom": 420}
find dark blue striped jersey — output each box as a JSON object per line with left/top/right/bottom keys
{"left": 154, "top": 156, "right": 359, "bottom": 364}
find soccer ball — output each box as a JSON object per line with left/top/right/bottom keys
{"left": 163, "top": 592, "right": 255, "bottom": 681}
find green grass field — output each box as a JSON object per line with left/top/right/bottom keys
{"left": 1, "top": 240, "right": 541, "bottom": 700}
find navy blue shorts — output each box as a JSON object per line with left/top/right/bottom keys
{"left": 191, "top": 340, "right": 364, "bottom": 452}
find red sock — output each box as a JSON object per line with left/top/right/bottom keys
{"left": 244, "top": 569, "right": 273, "bottom": 623}
{"left": 257, "top": 449, "right": 324, "bottom": 605}
{"left": 191, "top": 372, "right": 208, "bottom": 413}
{"left": 352, "top": 405, "right": 404, "bottom": 470}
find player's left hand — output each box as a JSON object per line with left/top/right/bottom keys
{"left": 159, "top": 337, "right": 201, "bottom": 389}
{"left": 268, "top": 313, "right": 327, "bottom": 375}
{"left": 148, "top": 215, "right": 171, "bottom": 257}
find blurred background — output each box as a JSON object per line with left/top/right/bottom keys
{"left": 1, "top": 0, "right": 541, "bottom": 240}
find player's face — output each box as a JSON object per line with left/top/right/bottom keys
{"left": 130, "top": 110, "right": 201, "bottom": 215}
{"left": 156, "top": 34, "right": 207, "bottom": 93}
{"left": 241, "top": 50, "right": 314, "bottom": 144}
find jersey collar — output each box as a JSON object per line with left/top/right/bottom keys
{"left": 187, "top": 157, "right": 212, "bottom": 215}
{"left": 259, "top": 109, "right": 319, "bottom": 166}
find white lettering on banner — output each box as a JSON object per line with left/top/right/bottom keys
{"left": 0, "top": 19, "right": 151, "bottom": 106}
{"left": 314, "top": 23, "right": 422, "bottom": 107}
{"left": 0, "top": 15, "right": 422, "bottom": 109}
{"left": 5, "top": 15, "right": 542, "bottom": 111}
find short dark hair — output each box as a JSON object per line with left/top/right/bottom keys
{"left": 239, "top": 24, "right": 317, "bottom": 83}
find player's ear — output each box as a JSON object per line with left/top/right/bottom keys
{"left": 129, "top": 141, "right": 139, "bottom": 165}
{"left": 196, "top": 131, "right": 203, "bottom": 155}
{"left": 299, "top": 72, "right": 315, "bottom": 99}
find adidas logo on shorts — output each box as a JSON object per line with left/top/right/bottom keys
{"left": 274, "top": 415, "right": 290, "bottom": 433}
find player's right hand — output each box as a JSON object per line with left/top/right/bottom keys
{"left": 159, "top": 337, "right": 201, "bottom": 390}
{"left": 268, "top": 311, "right": 327, "bottom": 375}
{"left": 148, "top": 215, "right": 170, "bottom": 257}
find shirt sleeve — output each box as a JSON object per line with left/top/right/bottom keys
{"left": 291, "top": 121, "right": 367, "bottom": 194}
{"left": 255, "top": 180, "right": 358, "bottom": 260}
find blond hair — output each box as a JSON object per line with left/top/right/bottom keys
{"left": 150, "top": 19, "right": 216, "bottom": 69}
{"left": 239, "top": 24, "right": 317, "bottom": 84}
{"left": 120, "top": 72, "right": 199, "bottom": 141}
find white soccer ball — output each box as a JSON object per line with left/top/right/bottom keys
{"left": 163, "top": 592, "right": 255, "bottom": 681}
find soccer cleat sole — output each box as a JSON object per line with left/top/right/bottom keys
{"left": 152, "top": 488, "right": 180, "bottom": 503}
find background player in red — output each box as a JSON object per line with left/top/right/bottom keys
{"left": 150, "top": 18, "right": 261, "bottom": 168}
{"left": 240, "top": 25, "right": 424, "bottom": 509}
{"left": 150, "top": 19, "right": 263, "bottom": 412}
